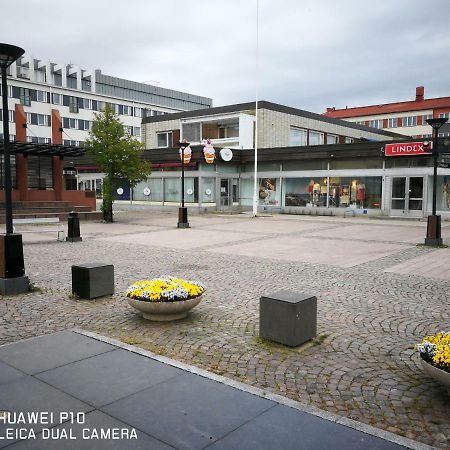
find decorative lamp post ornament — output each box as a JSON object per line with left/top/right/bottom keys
{"left": 0, "top": 43, "right": 28, "bottom": 295}
{"left": 177, "top": 140, "right": 190, "bottom": 228}
{"left": 203, "top": 139, "right": 215, "bottom": 164}
{"left": 179, "top": 143, "right": 192, "bottom": 165}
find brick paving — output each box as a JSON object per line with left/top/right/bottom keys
{"left": 0, "top": 210, "right": 449, "bottom": 449}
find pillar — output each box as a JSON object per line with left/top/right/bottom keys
{"left": 14, "top": 104, "right": 28, "bottom": 201}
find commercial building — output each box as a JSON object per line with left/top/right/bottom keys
{"left": 0, "top": 54, "right": 212, "bottom": 205}
{"left": 122, "top": 101, "right": 450, "bottom": 219}
{"left": 324, "top": 86, "right": 450, "bottom": 139}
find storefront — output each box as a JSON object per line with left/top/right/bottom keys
{"left": 130, "top": 139, "right": 450, "bottom": 218}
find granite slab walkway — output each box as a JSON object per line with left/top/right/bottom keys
{"left": 0, "top": 330, "right": 425, "bottom": 450}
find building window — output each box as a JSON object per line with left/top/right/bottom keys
{"left": 308, "top": 130, "right": 324, "bottom": 146}
{"left": 134, "top": 107, "right": 142, "bottom": 118}
{"left": 289, "top": 127, "right": 307, "bottom": 146}
{"left": 388, "top": 118, "right": 397, "bottom": 128}
{"left": 403, "top": 116, "right": 417, "bottom": 127}
{"left": 52, "top": 93, "right": 62, "bottom": 105}
{"left": 345, "top": 137, "right": 354, "bottom": 144}
{"left": 69, "top": 97, "right": 79, "bottom": 113}
{"left": 0, "top": 110, "right": 15, "bottom": 123}
{"left": 133, "top": 127, "right": 141, "bottom": 137}
{"left": 326, "top": 134, "right": 338, "bottom": 144}
{"left": 368, "top": 119, "right": 383, "bottom": 129}
{"left": 19, "top": 88, "right": 31, "bottom": 106}
{"left": 83, "top": 98, "right": 92, "bottom": 109}
{"left": 157, "top": 131, "right": 173, "bottom": 148}
{"left": 182, "top": 122, "right": 201, "bottom": 142}
{"left": 37, "top": 114, "right": 50, "bottom": 126}
{"left": 122, "top": 105, "right": 132, "bottom": 116}
{"left": 36, "top": 90, "right": 48, "bottom": 102}
{"left": 439, "top": 112, "right": 450, "bottom": 119}
{"left": 422, "top": 114, "right": 433, "bottom": 124}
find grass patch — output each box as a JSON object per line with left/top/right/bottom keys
{"left": 28, "top": 281, "right": 42, "bottom": 293}
{"left": 416, "top": 243, "right": 448, "bottom": 249}
{"left": 312, "top": 333, "right": 329, "bottom": 346}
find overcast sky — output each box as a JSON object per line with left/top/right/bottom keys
{"left": 3, "top": 0, "right": 450, "bottom": 112}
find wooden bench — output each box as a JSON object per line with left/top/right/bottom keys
{"left": 13, "top": 218, "right": 65, "bottom": 241}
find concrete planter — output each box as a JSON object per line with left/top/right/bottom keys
{"left": 420, "top": 355, "right": 450, "bottom": 393}
{"left": 127, "top": 296, "right": 203, "bottom": 321}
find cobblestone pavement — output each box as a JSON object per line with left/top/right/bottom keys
{"left": 1, "top": 211, "right": 449, "bottom": 448}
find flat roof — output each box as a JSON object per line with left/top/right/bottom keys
{"left": 142, "top": 100, "right": 404, "bottom": 139}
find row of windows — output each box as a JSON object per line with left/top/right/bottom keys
{"left": 26, "top": 136, "right": 51, "bottom": 144}
{"left": 1, "top": 84, "right": 167, "bottom": 118}
{"left": 61, "top": 117, "right": 140, "bottom": 136}
{"left": 357, "top": 113, "right": 450, "bottom": 129}
{"left": 289, "top": 127, "right": 352, "bottom": 147}
{"left": 26, "top": 113, "right": 51, "bottom": 126}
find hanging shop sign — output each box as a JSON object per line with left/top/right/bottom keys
{"left": 203, "top": 139, "right": 215, "bottom": 164}
{"left": 385, "top": 142, "right": 433, "bottom": 157}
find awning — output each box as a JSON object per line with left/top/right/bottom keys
{"left": 0, "top": 141, "right": 85, "bottom": 157}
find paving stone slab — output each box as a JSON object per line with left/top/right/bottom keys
{"left": 4, "top": 410, "right": 174, "bottom": 450}
{"left": 206, "top": 403, "right": 407, "bottom": 450}
{"left": 0, "top": 331, "right": 115, "bottom": 375}
{"left": 102, "top": 372, "right": 275, "bottom": 450}
{"left": 36, "top": 348, "right": 183, "bottom": 408}
{"left": 0, "top": 360, "right": 26, "bottom": 385}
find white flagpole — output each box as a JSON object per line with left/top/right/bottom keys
{"left": 252, "top": 0, "right": 259, "bottom": 216}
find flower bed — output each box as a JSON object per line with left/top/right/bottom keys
{"left": 416, "top": 331, "right": 450, "bottom": 373}
{"left": 126, "top": 277, "right": 205, "bottom": 303}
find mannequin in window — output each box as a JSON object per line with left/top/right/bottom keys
{"left": 308, "top": 179, "right": 314, "bottom": 202}
{"left": 356, "top": 183, "right": 366, "bottom": 208}
{"left": 443, "top": 178, "right": 450, "bottom": 210}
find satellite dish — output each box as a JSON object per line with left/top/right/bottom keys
{"left": 116, "top": 188, "right": 124, "bottom": 195}
{"left": 143, "top": 187, "right": 151, "bottom": 196}
{"left": 220, "top": 148, "right": 233, "bottom": 161}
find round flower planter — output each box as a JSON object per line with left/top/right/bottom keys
{"left": 420, "top": 355, "right": 450, "bottom": 393}
{"left": 127, "top": 295, "right": 203, "bottom": 321}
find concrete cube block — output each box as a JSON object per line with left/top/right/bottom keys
{"left": 72, "top": 263, "right": 114, "bottom": 299}
{"left": 259, "top": 290, "right": 317, "bottom": 347}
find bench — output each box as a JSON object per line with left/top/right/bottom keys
{"left": 13, "top": 218, "right": 65, "bottom": 241}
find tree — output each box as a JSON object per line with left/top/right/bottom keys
{"left": 85, "top": 105, "right": 151, "bottom": 222}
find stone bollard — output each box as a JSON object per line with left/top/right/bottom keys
{"left": 66, "top": 211, "right": 82, "bottom": 242}
{"left": 259, "top": 290, "right": 317, "bottom": 347}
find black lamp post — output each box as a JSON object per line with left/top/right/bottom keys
{"left": 424, "top": 117, "right": 448, "bottom": 246}
{"left": 0, "top": 43, "right": 28, "bottom": 295}
{"left": 177, "top": 140, "right": 190, "bottom": 228}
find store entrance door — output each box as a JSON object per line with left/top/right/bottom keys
{"left": 219, "top": 179, "right": 232, "bottom": 211}
{"left": 390, "top": 176, "right": 424, "bottom": 217}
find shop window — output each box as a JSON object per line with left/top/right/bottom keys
{"left": 258, "top": 178, "right": 279, "bottom": 206}
{"left": 285, "top": 176, "right": 382, "bottom": 209}
{"left": 385, "top": 157, "right": 432, "bottom": 168}
{"left": 289, "top": 127, "right": 307, "bottom": 146}
{"left": 27, "top": 156, "right": 53, "bottom": 189}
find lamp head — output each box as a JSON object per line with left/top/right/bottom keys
{"left": 426, "top": 117, "right": 448, "bottom": 131}
{"left": 0, "top": 43, "right": 25, "bottom": 68}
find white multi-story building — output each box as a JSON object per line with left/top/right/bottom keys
{"left": 1, "top": 54, "right": 212, "bottom": 147}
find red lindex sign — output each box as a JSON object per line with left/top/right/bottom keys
{"left": 385, "top": 141, "right": 433, "bottom": 157}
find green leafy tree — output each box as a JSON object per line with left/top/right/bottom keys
{"left": 85, "top": 105, "right": 151, "bottom": 222}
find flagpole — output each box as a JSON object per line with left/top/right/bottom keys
{"left": 252, "top": 0, "right": 259, "bottom": 216}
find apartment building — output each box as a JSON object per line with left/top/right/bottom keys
{"left": 0, "top": 54, "right": 212, "bottom": 200}
{"left": 1, "top": 54, "right": 211, "bottom": 147}
{"left": 324, "top": 86, "right": 450, "bottom": 138}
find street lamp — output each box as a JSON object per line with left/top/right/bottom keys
{"left": 424, "top": 117, "right": 448, "bottom": 246}
{"left": 177, "top": 140, "right": 190, "bottom": 228}
{"left": 0, "top": 43, "right": 28, "bottom": 295}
